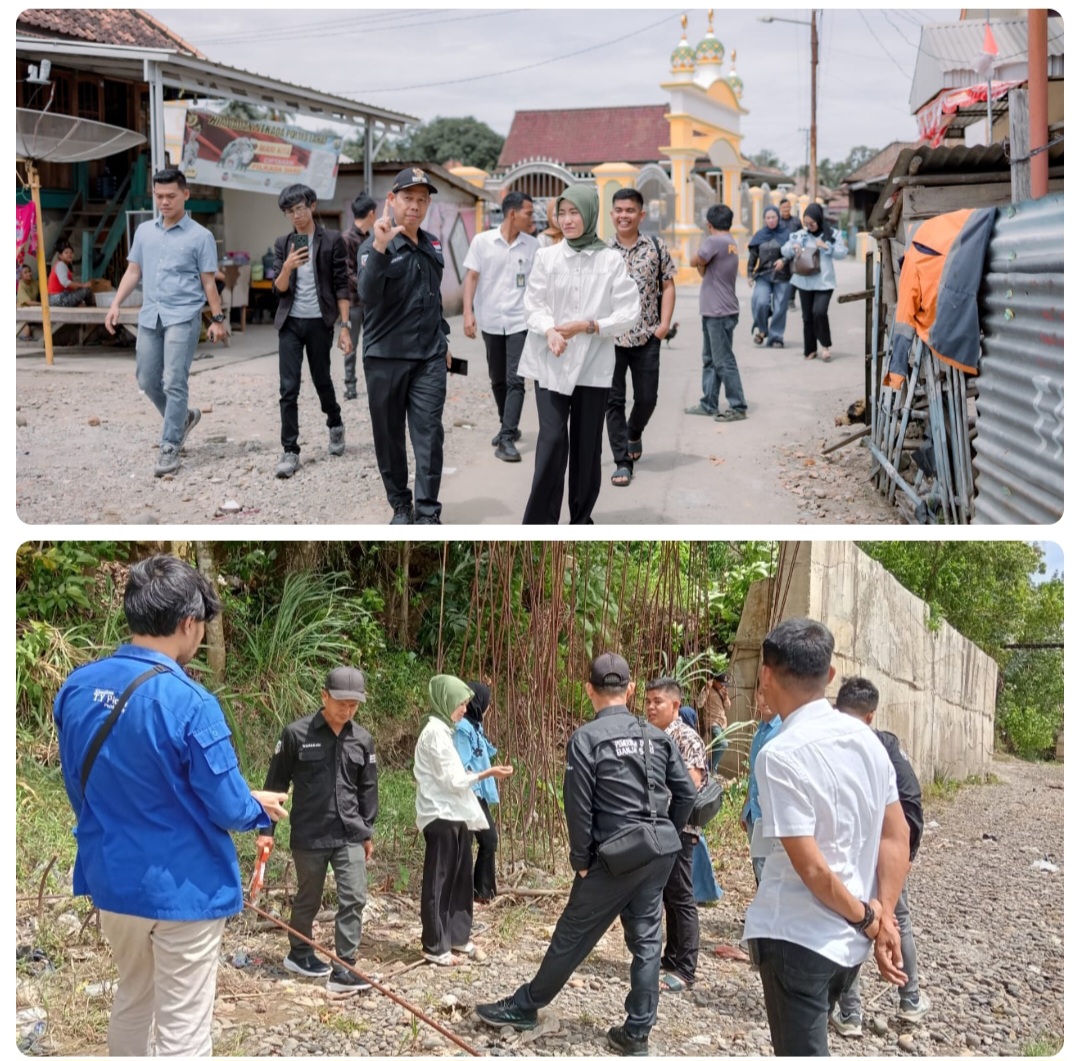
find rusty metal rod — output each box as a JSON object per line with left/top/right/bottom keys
{"left": 243, "top": 900, "right": 481, "bottom": 1057}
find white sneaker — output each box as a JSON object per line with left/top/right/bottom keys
{"left": 829, "top": 1008, "right": 863, "bottom": 1038}
{"left": 899, "top": 995, "right": 932, "bottom": 1023}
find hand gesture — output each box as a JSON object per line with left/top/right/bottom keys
{"left": 546, "top": 327, "right": 568, "bottom": 357}
{"left": 104, "top": 304, "right": 121, "bottom": 335}
{"left": 282, "top": 242, "right": 309, "bottom": 273}
{"left": 816, "top": 238, "right": 829, "bottom": 249}
{"left": 463, "top": 311, "right": 477, "bottom": 339}
{"left": 372, "top": 199, "right": 405, "bottom": 253}
{"left": 256, "top": 835, "right": 274, "bottom": 858}
{"left": 491, "top": 764, "right": 514, "bottom": 780}
{"left": 252, "top": 790, "right": 289, "bottom": 822}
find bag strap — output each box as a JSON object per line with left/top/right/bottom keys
{"left": 80, "top": 664, "right": 169, "bottom": 792}
{"left": 638, "top": 717, "right": 659, "bottom": 822}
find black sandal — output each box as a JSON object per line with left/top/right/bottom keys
{"left": 611, "top": 464, "right": 633, "bottom": 487}
{"left": 627, "top": 436, "right": 643, "bottom": 461}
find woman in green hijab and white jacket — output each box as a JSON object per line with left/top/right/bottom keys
{"left": 414, "top": 675, "right": 514, "bottom": 965}
{"left": 520, "top": 185, "right": 641, "bottom": 525}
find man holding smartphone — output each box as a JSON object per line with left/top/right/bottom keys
{"left": 357, "top": 168, "right": 453, "bottom": 525}
{"left": 271, "top": 184, "right": 352, "bottom": 479}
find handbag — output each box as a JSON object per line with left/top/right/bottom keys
{"left": 792, "top": 243, "right": 821, "bottom": 276}
{"left": 688, "top": 777, "right": 725, "bottom": 829}
{"left": 596, "top": 719, "right": 683, "bottom": 875}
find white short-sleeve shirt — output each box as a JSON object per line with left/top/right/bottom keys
{"left": 742, "top": 698, "right": 899, "bottom": 968}
{"left": 462, "top": 227, "right": 538, "bottom": 334}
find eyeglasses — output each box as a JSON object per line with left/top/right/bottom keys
{"left": 284, "top": 204, "right": 311, "bottom": 218}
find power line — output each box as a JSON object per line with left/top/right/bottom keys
{"left": 857, "top": 9, "right": 912, "bottom": 78}
{"left": 881, "top": 10, "right": 920, "bottom": 50}
{"left": 189, "top": 8, "right": 428, "bottom": 45}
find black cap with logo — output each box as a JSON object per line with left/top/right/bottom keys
{"left": 589, "top": 651, "right": 631, "bottom": 688}
{"left": 390, "top": 167, "right": 439, "bottom": 194}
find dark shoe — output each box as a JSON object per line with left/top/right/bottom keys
{"left": 344, "top": 386, "right": 358, "bottom": 400}
{"left": 494, "top": 439, "right": 521, "bottom": 462}
{"left": 684, "top": 403, "right": 717, "bottom": 417}
{"left": 714, "top": 409, "right": 747, "bottom": 422}
{"left": 283, "top": 952, "right": 331, "bottom": 977}
{"left": 415, "top": 513, "right": 442, "bottom": 525}
{"left": 328, "top": 424, "right": 346, "bottom": 456}
{"left": 275, "top": 451, "right": 300, "bottom": 478}
{"left": 327, "top": 963, "right": 372, "bottom": 994}
{"left": 491, "top": 428, "right": 523, "bottom": 446}
{"left": 390, "top": 504, "right": 414, "bottom": 526}
{"left": 475, "top": 996, "right": 538, "bottom": 1031}
{"left": 180, "top": 408, "right": 201, "bottom": 450}
{"left": 606, "top": 1026, "right": 649, "bottom": 1056}
{"left": 154, "top": 445, "right": 180, "bottom": 477}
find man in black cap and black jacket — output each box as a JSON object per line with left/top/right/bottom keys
{"left": 258, "top": 667, "right": 378, "bottom": 996}
{"left": 476, "top": 652, "right": 697, "bottom": 1056}
{"left": 357, "top": 168, "right": 452, "bottom": 525}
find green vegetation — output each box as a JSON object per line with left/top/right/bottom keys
{"left": 1022, "top": 1035, "right": 1064, "bottom": 1057}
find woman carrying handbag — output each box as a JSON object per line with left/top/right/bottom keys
{"left": 781, "top": 203, "right": 847, "bottom": 362}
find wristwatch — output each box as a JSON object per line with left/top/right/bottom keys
{"left": 340, "top": 321, "right": 351, "bottom": 331}
{"left": 845, "top": 901, "right": 876, "bottom": 935}
{"left": 211, "top": 312, "right": 227, "bottom": 324}
{"left": 585, "top": 320, "right": 597, "bottom": 335}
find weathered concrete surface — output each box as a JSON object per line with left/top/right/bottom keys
{"left": 728, "top": 541, "right": 998, "bottom": 782}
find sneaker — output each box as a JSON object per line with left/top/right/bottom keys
{"left": 714, "top": 409, "right": 748, "bottom": 422}
{"left": 275, "top": 451, "right": 300, "bottom": 478}
{"left": 415, "top": 513, "right": 442, "bottom": 525}
{"left": 390, "top": 504, "right": 414, "bottom": 525}
{"left": 327, "top": 963, "right": 372, "bottom": 994}
{"left": 491, "top": 428, "right": 522, "bottom": 446}
{"left": 899, "top": 995, "right": 932, "bottom": 1023}
{"left": 684, "top": 403, "right": 718, "bottom": 417}
{"left": 328, "top": 424, "right": 346, "bottom": 456}
{"left": 828, "top": 1009, "right": 863, "bottom": 1039}
{"left": 154, "top": 445, "right": 180, "bottom": 477}
{"left": 452, "top": 941, "right": 475, "bottom": 956}
{"left": 344, "top": 386, "right": 358, "bottom": 401}
{"left": 606, "top": 1026, "right": 649, "bottom": 1056}
{"left": 283, "top": 952, "right": 331, "bottom": 978}
{"left": 180, "top": 408, "right": 202, "bottom": 450}
{"left": 494, "top": 439, "right": 521, "bottom": 462}
{"left": 475, "top": 996, "right": 538, "bottom": 1031}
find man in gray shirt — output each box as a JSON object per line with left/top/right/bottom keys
{"left": 104, "top": 168, "right": 227, "bottom": 477}
{"left": 685, "top": 204, "right": 747, "bottom": 423}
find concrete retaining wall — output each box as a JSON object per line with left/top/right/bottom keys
{"left": 726, "top": 541, "right": 998, "bottom": 783}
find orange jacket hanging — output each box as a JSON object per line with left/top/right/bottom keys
{"left": 885, "top": 207, "right": 997, "bottom": 388}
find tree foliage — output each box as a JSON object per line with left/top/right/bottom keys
{"left": 382, "top": 116, "right": 506, "bottom": 171}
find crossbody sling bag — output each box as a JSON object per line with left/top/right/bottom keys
{"left": 596, "top": 718, "right": 683, "bottom": 876}
{"left": 649, "top": 236, "right": 665, "bottom": 325}
{"left": 79, "top": 664, "right": 169, "bottom": 793}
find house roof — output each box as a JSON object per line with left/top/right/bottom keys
{"left": 17, "top": 8, "right": 203, "bottom": 58}
{"left": 841, "top": 141, "right": 922, "bottom": 189}
{"left": 499, "top": 105, "right": 671, "bottom": 169}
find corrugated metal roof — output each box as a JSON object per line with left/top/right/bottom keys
{"left": 971, "top": 195, "right": 1064, "bottom": 524}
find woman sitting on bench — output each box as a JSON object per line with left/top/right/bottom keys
{"left": 47, "top": 240, "right": 95, "bottom": 308}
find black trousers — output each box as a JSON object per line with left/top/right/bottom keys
{"left": 363, "top": 354, "right": 446, "bottom": 519}
{"left": 473, "top": 798, "right": 499, "bottom": 901}
{"left": 606, "top": 337, "right": 661, "bottom": 466}
{"left": 513, "top": 853, "right": 675, "bottom": 1038}
{"left": 797, "top": 288, "right": 834, "bottom": 355}
{"left": 278, "top": 316, "right": 342, "bottom": 454}
{"left": 420, "top": 819, "right": 474, "bottom": 956}
{"left": 482, "top": 330, "right": 527, "bottom": 440}
{"left": 523, "top": 384, "right": 609, "bottom": 525}
{"left": 343, "top": 305, "right": 363, "bottom": 389}
{"left": 753, "top": 937, "right": 860, "bottom": 1056}
{"left": 661, "top": 833, "right": 699, "bottom": 985}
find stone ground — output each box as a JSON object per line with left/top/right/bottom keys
{"left": 17, "top": 756, "right": 1063, "bottom": 1057}
{"left": 15, "top": 260, "right": 899, "bottom": 526}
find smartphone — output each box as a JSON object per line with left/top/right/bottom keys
{"left": 448, "top": 356, "right": 468, "bottom": 376}
{"left": 291, "top": 233, "right": 309, "bottom": 254}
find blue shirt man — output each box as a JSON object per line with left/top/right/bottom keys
{"left": 741, "top": 693, "right": 782, "bottom": 885}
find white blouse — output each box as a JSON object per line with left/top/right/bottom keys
{"left": 519, "top": 241, "right": 641, "bottom": 395}
{"left": 413, "top": 717, "right": 488, "bottom": 833}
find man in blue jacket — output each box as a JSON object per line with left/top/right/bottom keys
{"left": 53, "top": 555, "right": 289, "bottom": 1057}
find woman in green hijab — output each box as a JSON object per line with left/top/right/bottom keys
{"left": 518, "top": 184, "right": 641, "bottom": 524}
{"left": 414, "top": 675, "right": 514, "bottom": 965}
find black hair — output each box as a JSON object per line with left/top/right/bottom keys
{"left": 53, "top": 238, "right": 72, "bottom": 255}
{"left": 645, "top": 676, "right": 682, "bottom": 700}
{"left": 152, "top": 167, "right": 188, "bottom": 189}
{"left": 836, "top": 677, "right": 880, "bottom": 716}
{"left": 593, "top": 679, "right": 629, "bottom": 696}
{"left": 352, "top": 193, "right": 376, "bottom": 220}
{"left": 612, "top": 187, "right": 645, "bottom": 209}
{"left": 779, "top": 198, "right": 791, "bottom": 206}
{"left": 502, "top": 191, "right": 534, "bottom": 213}
{"left": 278, "top": 184, "right": 317, "bottom": 212}
{"left": 124, "top": 555, "right": 221, "bottom": 637}
{"left": 761, "top": 618, "right": 834, "bottom": 686}
{"left": 706, "top": 204, "right": 734, "bottom": 231}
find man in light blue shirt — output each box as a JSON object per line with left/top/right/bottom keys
{"left": 741, "top": 679, "right": 783, "bottom": 883}
{"left": 105, "top": 168, "right": 227, "bottom": 477}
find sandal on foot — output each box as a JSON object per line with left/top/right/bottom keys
{"left": 611, "top": 464, "right": 633, "bottom": 487}
{"left": 820, "top": 348, "right": 832, "bottom": 362}
{"left": 627, "top": 436, "right": 643, "bottom": 461}
{"left": 660, "top": 973, "right": 690, "bottom": 992}
{"left": 804, "top": 351, "right": 818, "bottom": 360}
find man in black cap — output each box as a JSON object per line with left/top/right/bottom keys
{"left": 258, "top": 667, "right": 378, "bottom": 995}
{"left": 476, "top": 652, "right": 697, "bottom": 1056}
{"left": 357, "top": 168, "right": 452, "bottom": 525}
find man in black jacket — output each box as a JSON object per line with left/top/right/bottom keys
{"left": 258, "top": 667, "right": 378, "bottom": 995}
{"left": 342, "top": 193, "right": 377, "bottom": 400}
{"left": 271, "top": 184, "right": 352, "bottom": 479}
{"left": 831, "top": 677, "right": 930, "bottom": 1036}
{"left": 357, "top": 168, "right": 452, "bottom": 525}
{"left": 476, "top": 652, "right": 697, "bottom": 1056}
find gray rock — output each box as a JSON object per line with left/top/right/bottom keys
{"left": 898, "top": 1034, "right": 917, "bottom": 1053}
{"left": 16, "top": 414, "right": 27, "bottom": 427}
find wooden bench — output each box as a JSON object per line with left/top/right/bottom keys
{"left": 16, "top": 305, "right": 140, "bottom": 345}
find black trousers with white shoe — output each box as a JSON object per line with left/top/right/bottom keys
{"left": 278, "top": 316, "right": 342, "bottom": 455}
{"left": 420, "top": 819, "right": 474, "bottom": 956}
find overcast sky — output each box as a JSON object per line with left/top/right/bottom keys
{"left": 153, "top": 7, "right": 956, "bottom": 168}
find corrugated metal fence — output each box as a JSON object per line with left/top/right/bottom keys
{"left": 971, "top": 195, "right": 1064, "bottom": 523}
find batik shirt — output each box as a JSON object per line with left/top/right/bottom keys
{"left": 608, "top": 234, "right": 677, "bottom": 348}
{"left": 665, "top": 717, "right": 708, "bottom": 835}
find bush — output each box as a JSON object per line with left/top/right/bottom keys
{"left": 997, "top": 703, "right": 1062, "bottom": 760}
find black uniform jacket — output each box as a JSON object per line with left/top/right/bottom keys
{"left": 260, "top": 710, "right": 378, "bottom": 849}
{"left": 271, "top": 225, "right": 349, "bottom": 330}
{"left": 563, "top": 704, "right": 697, "bottom": 873}
{"left": 877, "top": 729, "right": 924, "bottom": 862}
{"left": 356, "top": 229, "right": 450, "bottom": 360}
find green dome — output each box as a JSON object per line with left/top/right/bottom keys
{"left": 695, "top": 31, "right": 724, "bottom": 65}
{"left": 726, "top": 71, "right": 744, "bottom": 98}
{"left": 671, "top": 38, "right": 696, "bottom": 73}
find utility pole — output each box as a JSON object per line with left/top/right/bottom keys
{"left": 810, "top": 9, "right": 819, "bottom": 203}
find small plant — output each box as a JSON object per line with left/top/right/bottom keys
{"left": 1022, "top": 1035, "right": 1063, "bottom": 1057}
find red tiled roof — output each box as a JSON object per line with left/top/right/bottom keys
{"left": 498, "top": 105, "right": 671, "bottom": 169}
{"left": 17, "top": 9, "right": 203, "bottom": 57}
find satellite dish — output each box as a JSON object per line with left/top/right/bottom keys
{"left": 16, "top": 108, "right": 146, "bottom": 163}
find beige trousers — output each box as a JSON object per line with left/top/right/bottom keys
{"left": 98, "top": 911, "right": 225, "bottom": 1056}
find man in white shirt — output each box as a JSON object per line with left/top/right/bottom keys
{"left": 743, "top": 618, "right": 910, "bottom": 1056}
{"left": 463, "top": 192, "right": 538, "bottom": 463}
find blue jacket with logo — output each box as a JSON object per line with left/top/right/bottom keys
{"left": 53, "top": 644, "right": 269, "bottom": 920}
{"left": 454, "top": 717, "right": 499, "bottom": 804}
